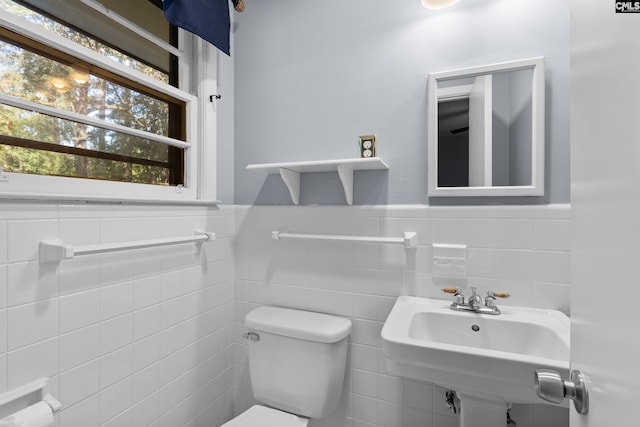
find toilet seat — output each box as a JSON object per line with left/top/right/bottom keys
{"left": 221, "top": 405, "right": 309, "bottom": 427}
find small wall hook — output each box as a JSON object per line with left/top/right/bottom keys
{"left": 209, "top": 94, "right": 222, "bottom": 102}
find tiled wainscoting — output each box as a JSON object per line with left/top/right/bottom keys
{"left": 0, "top": 202, "right": 570, "bottom": 427}
{"left": 233, "top": 205, "right": 571, "bottom": 427}
{"left": 0, "top": 202, "right": 235, "bottom": 427}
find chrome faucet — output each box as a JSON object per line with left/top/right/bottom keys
{"left": 467, "top": 287, "right": 483, "bottom": 309}
{"left": 442, "top": 287, "right": 510, "bottom": 315}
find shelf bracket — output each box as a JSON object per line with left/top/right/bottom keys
{"left": 337, "top": 163, "right": 354, "bottom": 205}
{"left": 279, "top": 168, "right": 301, "bottom": 205}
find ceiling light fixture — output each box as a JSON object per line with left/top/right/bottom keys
{"left": 421, "top": 0, "right": 461, "bottom": 9}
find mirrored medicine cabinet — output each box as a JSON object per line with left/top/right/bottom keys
{"left": 427, "top": 57, "right": 545, "bottom": 197}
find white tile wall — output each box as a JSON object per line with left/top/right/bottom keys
{"left": 0, "top": 202, "right": 571, "bottom": 427}
{"left": 233, "top": 204, "right": 571, "bottom": 427}
{"left": 0, "top": 202, "right": 235, "bottom": 427}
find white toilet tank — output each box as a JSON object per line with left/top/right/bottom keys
{"left": 244, "top": 306, "right": 352, "bottom": 419}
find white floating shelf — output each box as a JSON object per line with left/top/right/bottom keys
{"left": 246, "top": 157, "right": 388, "bottom": 205}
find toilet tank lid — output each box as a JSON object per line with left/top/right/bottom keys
{"left": 245, "top": 306, "right": 352, "bottom": 343}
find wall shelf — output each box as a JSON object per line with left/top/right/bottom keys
{"left": 246, "top": 157, "right": 389, "bottom": 205}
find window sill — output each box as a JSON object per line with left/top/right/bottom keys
{"left": 0, "top": 172, "right": 218, "bottom": 206}
{"left": 0, "top": 192, "right": 221, "bottom": 206}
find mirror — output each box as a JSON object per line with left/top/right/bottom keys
{"left": 427, "top": 57, "right": 545, "bottom": 197}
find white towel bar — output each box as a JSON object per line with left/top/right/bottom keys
{"left": 40, "top": 231, "right": 215, "bottom": 262}
{"left": 0, "top": 377, "right": 61, "bottom": 420}
{"left": 272, "top": 231, "right": 417, "bottom": 249}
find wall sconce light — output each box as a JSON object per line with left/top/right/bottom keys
{"left": 421, "top": 0, "right": 461, "bottom": 9}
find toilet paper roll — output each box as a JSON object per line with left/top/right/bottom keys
{"left": 0, "top": 402, "right": 53, "bottom": 427}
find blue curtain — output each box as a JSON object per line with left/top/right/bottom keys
{"left": 163, "top": 0, "right": 230, "bottom": 55}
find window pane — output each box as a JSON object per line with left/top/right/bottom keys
{"left": 0, "top": 105, "right": 179, "bottom": 185}
{"left": 0, "top": 40, "right": 170, "bottom": 136}
{"left": 0, "top": 144, "right": 172, "bottom": 184}
{"left": 3, "top": 0, "right": 171, "bottom": 81}
{"left": 0, "top": 27, "right": 185, "bottom": 185}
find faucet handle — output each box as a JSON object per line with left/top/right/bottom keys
{"left": 442, "top": 287, "right": 464, "bottom": 304}
{"left": 490, "top": 291, "right": 511, "bottom": 299}
{"left": 442, "top": 287, "right": 465, "bottom": 297}
{"left": 485, "top": 290, "right": 510, "bottom": 308}
{"left": 485, "top": 291, "right": 497, "bottom": 307}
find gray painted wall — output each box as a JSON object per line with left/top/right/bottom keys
{"left": 509, "top": 69, "right": 534, "bottom": 187}
{"left": 216, "top": 23, "right": 235, "bottom": 204}
{"left": 232, "top": 0, "right": 570, "bottom": 205}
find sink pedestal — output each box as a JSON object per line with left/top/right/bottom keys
{"left": 457, "top": 393, "right": 509, "bottom": 427}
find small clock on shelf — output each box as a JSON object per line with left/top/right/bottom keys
{"left": 359, "top": 134, "right": 377, "bottom": 158}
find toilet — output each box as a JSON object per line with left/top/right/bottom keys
{"left": 223, "top": 306, "right": 352, "bottom": 427}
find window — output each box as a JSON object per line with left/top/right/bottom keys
{"left": 0, "top": 0, "right": 217, "bottom": 202}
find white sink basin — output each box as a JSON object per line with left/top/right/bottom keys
{"left": 381, "top": 296, "right": 570, "bottom": 404}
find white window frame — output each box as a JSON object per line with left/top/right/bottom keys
{"left": 0, "top": 7, "right": 218, "bottom": 204}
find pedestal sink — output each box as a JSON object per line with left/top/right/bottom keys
{"left": 381, "top": 296, "right": 570, "bottom": 427}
